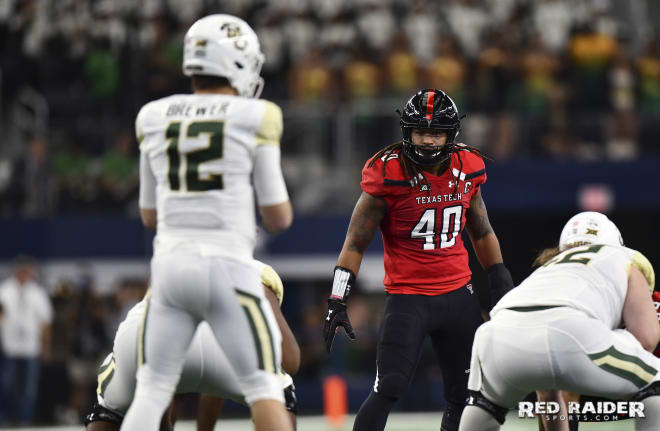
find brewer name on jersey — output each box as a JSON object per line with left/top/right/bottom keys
{"left": 166, "top": 101, "right": 231, "bottom": 117}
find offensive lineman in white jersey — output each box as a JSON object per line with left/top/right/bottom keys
{"left": 458, "top": 212, "right": 660, "bottom": 431}
{"left": 85, "top": 262, "right": 299, "bottom": 431}
{"left": 120, "top": 14, "right": 293, "bottom": 431}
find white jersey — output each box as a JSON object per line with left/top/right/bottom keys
{"left": 137, "top": 94, "right": 289, "bottom": 260}
{"left": 492, "top": 245, "right": 655, "bottom": 330}
{"left": 98, "top": 260, "right": 292, "bottom": 414}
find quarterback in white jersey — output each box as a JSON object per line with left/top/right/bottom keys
{"left": 85, "top": 263, "right": 299, "bottom": 431}
{"left": 121, "top": 14, "right": 294, "bottom": 431}
{"left": 135, "top": 85, "right": 289, "bottom": 260}
{"left": 458, "top": 212, "right": 660, "bottom": 431}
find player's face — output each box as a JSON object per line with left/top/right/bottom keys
{"left": 411, "top": 129, "right": 448, "bottom": 148}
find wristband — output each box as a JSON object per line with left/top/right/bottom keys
{"left": 330, "top": 266, "right": 355, "bottom": 301}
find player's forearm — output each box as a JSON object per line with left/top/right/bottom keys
{"left": 336, "top": 248, "right": 365, "bottom": 277}
{"left": 260, "top": 201, "right": 293, "bottom": 233}
{"left": 470, "top": 232, "right": 504, "bottom": 270}
{"left": 281, "top": 336, "right": 301, "bottom": 375}
{"left": 336, "top": 192, "right": 386, "bottom": 277}
{"left": 265, "top": 287, "right": 301, "bottom": 374}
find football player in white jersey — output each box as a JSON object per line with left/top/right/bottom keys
{"left": 458, "top": 212, "right": 660, "bottom": 431}
{"left": 120, "top": 14, "right": 293, "bottom": 431}
{"left": 85, "top": 262, "right": 299, "bottom": 431}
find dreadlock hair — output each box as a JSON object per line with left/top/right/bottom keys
{"left": 532, "top": 242, "right": 591, "bottom": 268}
{"left": 368, "top": 141, "right": 493, "bottom": 194}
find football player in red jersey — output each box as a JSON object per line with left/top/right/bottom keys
{"left": 323, "top": 89, "right": 514, "bottom": 431}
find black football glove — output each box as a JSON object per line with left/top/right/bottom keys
{"left": 323, "top": 266, "right": 357, "bottom": 352}
{"left": 324, "top": 299, "right": 356, "bottom": 352}
{"left": 283, "top": 383, "right": 297, "bottom": 414}
{"left": 487, "top": 263, "right": 514, "bottom": 311}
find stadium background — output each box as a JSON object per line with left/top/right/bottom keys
{"left": 0, "top": 0, "right": 659, "bottom": 428}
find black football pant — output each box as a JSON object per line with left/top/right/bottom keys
{"left": 353, "top": 284, "right": 483, "bottom": 431}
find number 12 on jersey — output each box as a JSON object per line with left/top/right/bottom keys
{"left": 410, "top": 206, "right": 463, "bottom": 250}
{"left": 166, "top": 121, "right": 224, "bottom": 192}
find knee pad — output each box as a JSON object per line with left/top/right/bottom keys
{"left": 440, "top": 401, "right": 465, "bottom": 431}
{"left": 635, "top": 381, "right": 660, "bottom": 401}
{"left": 466, "top": 390, "right": 508, "bottom": 425}
{"left": 375, "top": 371, "right": 408, "bottom": 400}
{"left": 84, "top": 403, "right": 124, "bottom": 427}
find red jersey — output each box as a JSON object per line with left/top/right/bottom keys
{"left": 361, "top": 147, "right": 487, "bottom": 295}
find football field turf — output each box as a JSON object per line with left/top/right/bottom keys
{"left": 0, "top": 412, "right": 634, "bottom": 430}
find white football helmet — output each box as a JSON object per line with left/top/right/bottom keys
{"left": 559, "top": 211, "right": 624, "bottom": 251}
{"left": 183, "top": 14, "right": 265, "bottom": 98}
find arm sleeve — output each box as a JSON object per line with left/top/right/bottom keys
{"left": 254, "top": 145, "right": 289, "bottom": 206}
{"left": 139, "top": 151, "right": 157, "bottom": 210}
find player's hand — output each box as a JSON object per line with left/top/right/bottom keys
{"left": 323, "top": 298, "right": 356, "bottom": 352}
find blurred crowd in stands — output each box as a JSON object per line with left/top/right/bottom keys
{"left": 1, "top": 0, "right": 660, "bottom": 217}
{"left": 0, "top": 0, "right": 659, "bottom": 216}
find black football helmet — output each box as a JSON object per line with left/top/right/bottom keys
{"left": 399, "top": 88, "right": 461, "bottom": 166}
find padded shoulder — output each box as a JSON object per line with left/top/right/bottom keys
{"left": 135, "top": 95, "right": 180, "bottom": 147}
{"left": 451, "top": 147, "right": 486, "bottom": 183}
{"left": 361, "top": 150, "right": 411, "bottom": 197}
{"left": 261, "top": 263, "right": 284, "bottom": 305}
{"left": 255, "top": 100, "right": 283, "bottom": 147}
{"left": 629, "top": 249, "right": 655, "bottom": 292}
